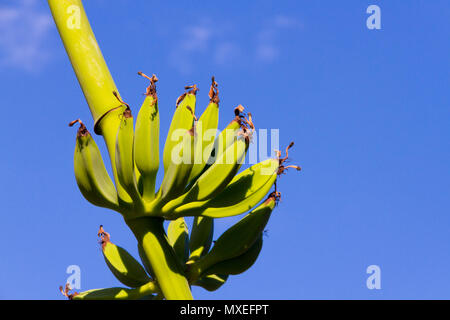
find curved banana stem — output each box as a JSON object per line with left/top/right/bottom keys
{"left": 48, "top": 0, "right": 121, "bottom": 127}
{"left": 126, "top": 217, "right": 193, "bottom": 300}
{"left": 48, "top": 0, "right": 130, "bottom": 203}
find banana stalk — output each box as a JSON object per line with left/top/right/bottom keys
{"left": 126, "top": 217, "right": 193, "bottom": 300}
{"left": 49, "top": 0, "right": 193, "bottom": 300}
{"left": 51, "top": 0, "right": 301, "bottom": 300}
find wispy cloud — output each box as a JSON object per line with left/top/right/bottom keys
{"left": 169, "top": 23, "right": 214, "bottom": 74}
{"left": 255, "top": 15, "right": 302, "bottom": 63}
{"left": 0, "top": 0, "right": 52, "bottom": 72}
{"left": 214, "top": 42, "right": 240, "bottom": 65}
{"left": 168, "top": 20, "right": 240, "bottom": 75}
{"left": 167, "top": 14, "right": 301, "bottom": 74}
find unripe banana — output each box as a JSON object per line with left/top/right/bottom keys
{"left": 157, "top": 128, "right": 195, "bottom": 203}
{"left": 99, "top": 226, "right": 151, "bottom": 288}
{"left": 188, "top": 77, "right": 219, "bottom": 183}
{"left": 198, "top": 105, "right": 244, "bottom": 176}
{"left": 70, "top": 120, "right": 119, "bottom": 211}
{"left": 167, "top": 217, "right": 189, "bottom": 265}
{"left": 114, "top": 98, "right": 142, "bottom": 207}
{"left": 71, "top": 281, "right": 159, "bottom": 300}
{"left": 163, "top": 86, "right": 197, "bottom": 173}
{"left": 188, "top": 135, "right": 248, "bottom": 201}
{"left": 211, "top": 117, "right": 243, "bottom": 162}
{"left": 188, "top": 195, "right": 276, "bottom": 281}
{"left": 192, "top": 274, "right": 228, "bottom": 292}
{"left": 134, "top": 72, "right": 159, "bottom": 201}
{"left": 137, "top": 243, "right": 155, "bottom": 279}
{"left": 189, "top": 216, "right": 214, "bottom": 261}
{"left": 162, "top": 135, "right": 248, "bottom": 214}
{"left": 166, "top": 158, "right": 278, "bottom": 218}
{"left": 202, "top": 233, "right": 263, "bottom": 276}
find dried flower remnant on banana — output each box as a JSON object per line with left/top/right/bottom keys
{"left": 68, "top": 119, "right": 88, "bottom": 137}
{"left": 138, "top": 72, "right": 158, "bottom": 100}
{"left": 176, "top": 84, "right": 199, "bottom": 107}
{"left": 276, "top": 142, "right": 301, "bottom": 175}
{"left": 98, "top": 225, "right": 111, "bottom": 249}
{"left": 209, "top": 76, "right": 219, "bottom": 104}
{"left": 113, "top": 91, "right": 132, "bottom": 118}
{"left": 59, "top": 283, "right": 78, "bottom": 300}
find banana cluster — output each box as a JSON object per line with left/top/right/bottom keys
{"left": 66, "top": 74, "right": 300, "bottom": 299}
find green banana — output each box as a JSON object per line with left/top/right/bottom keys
{"left": 163, "top": 86, "right": 197, "bottom": 173}
{"left": 137, "top": 243, "right": 155, "bottom": 279}
{"left": 192, "top": 274, "right": 228, "bottom": 292}
{"left": 188, "top": 194, "right": 277, "bottom": 281}
{"left": 197, "top": 105, "right": 244, "bottom": 177}
{"left": 202, "top": 233, "right": 263, "bottom": 276}
{"left": 213, "top": 106, "right": 244, "bottom": 159}
{"left": 166, "top": 158, "right": 278, "bottom": 218}
{"left": 189, "top": 216, "right": 214, "bottom": 261}
{"left": 134, "top": 72, "right": 159, "bottom": 201}
{"left": 167, "top": 217, "right": 189, "bottom": 265}
{"left": 99, "top": 226, "right": 151, "bottom": 288}
{"left": 114, "top": 94, "right": 142, "bottom": 207}
{"left": 71, "top": 282, "right": 159, "bottom": 300}
{"left": 162, "top": 135, "right": 249, "bottom": 214}
{"left": 156, "top": 128, "right": 195, "bottom": 204}
{"left": 69, "top": 120, "right": 119, "bottom": 211}
{"left": 188, "top": 77, "right": 219, "bottom": 182}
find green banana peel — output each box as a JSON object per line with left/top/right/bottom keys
{"left": 134, "top": 73, "right": 160, "bottom": 202}
{"left": 192, "top": 274, "right": 228, "bottom": 292}
{"left": 163, "top": 158, "right": 278, "bottom": 218}
{"left": 72, "top": 282, "right": 159, "bottom": 300}
{"left": 163, "top": 88, "right": 197, "bottom": 173}
{"left": 70, "top": 120, "right": 119, "bottom": 211}
{"left": 189, "top": 216, "right": 214, "bottom": 261}
{"left": 98, "top": 226, "right": 151, "bottom": 288}
{"left": 188, "top": 77, "right": 219, "bottom": 182}
{"left": 167, "top": 218, "right": 190, "bottom": 265}
{"left": 187, "top": 194, "right": 278, "bottom": 283}
{"left": 202, "top": 234, "right": 263, "bottom": 276}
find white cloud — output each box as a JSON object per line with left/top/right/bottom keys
{"left": 214, "top": 42, "right": 239, "bottom": 65}
{"left": 255, "top": 15, "right": 301, "bottom": 63}
{"left": 274, "top": 15, "right": 302, "bottom": 28}
{"left": 167, "top": 14, "right": 302, "bottom": 73}
{"left": 169, "top": 24, "right": 213, "bottom": 74}
{"left": 169, "top": 21, "right": 240, "bottom": 74}
{"left": 180, "top": 25, "right": 213, "bottom": 52}
{"left": 256, "top": 44, "right": 279, "bottom": 62}
{"left": 0, "top": 0, "right": 52, "bottom": 72}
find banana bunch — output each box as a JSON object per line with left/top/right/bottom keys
{"left": 66, "top": 73, "right": 300, "bottom": 299}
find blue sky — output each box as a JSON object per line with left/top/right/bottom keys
{"left": 0, "top": 0, "right": 449, "bottom": 299}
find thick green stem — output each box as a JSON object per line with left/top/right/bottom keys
{"left": 48, "top": 0, "right": 121, "bottom": 127}
{"left": 126, "top": 217, "right": 193, "bottom": 300}
{"left": 48, "top": 0, "right": 131, "bottom": 202}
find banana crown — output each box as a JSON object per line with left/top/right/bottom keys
{"left": 67, "top": 73, "right": 301, "bottom": 299}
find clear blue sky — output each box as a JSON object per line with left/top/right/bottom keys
{"left": 0, "top": 0, "right": 449, "bottom": 299}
